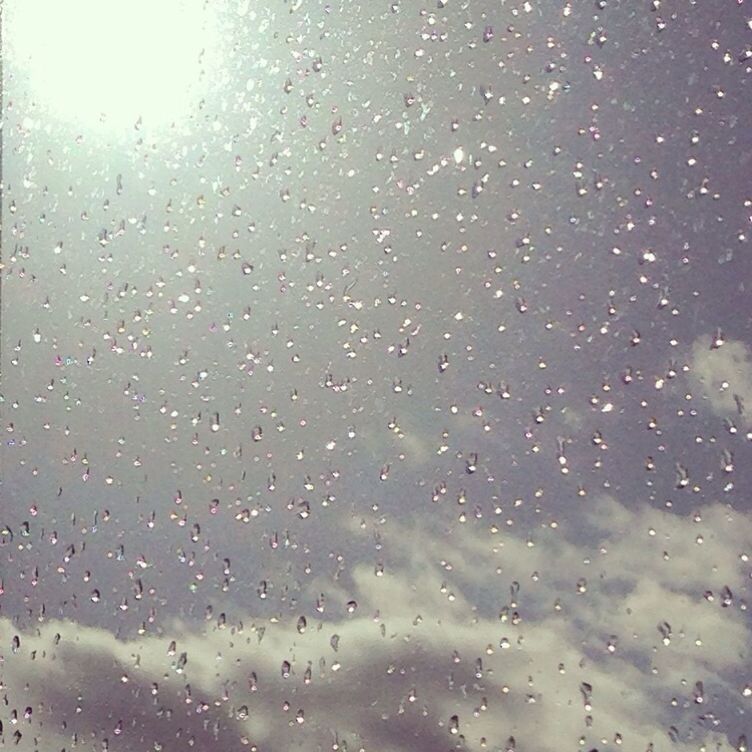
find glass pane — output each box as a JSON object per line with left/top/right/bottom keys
{"left": 1, "top": 1, "right": 750, "bottom": 751}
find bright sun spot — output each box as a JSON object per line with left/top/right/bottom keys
{"left": 7, "top": 0, "right": 220, "bottom": 129}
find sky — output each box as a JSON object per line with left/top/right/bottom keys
{"left": 1, "top": 1, "right": 751, "bottom": 751}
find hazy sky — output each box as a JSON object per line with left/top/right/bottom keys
{"left": 1, "top": 1, "right": 751, "bottom": 751}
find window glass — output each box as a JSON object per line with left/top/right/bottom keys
{"left": 1, "top": 2, "right": 751, "bottom": 750}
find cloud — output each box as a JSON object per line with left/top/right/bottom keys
{"left": 2, "top": 497, "right": 749, "bottom": 752}
{"left": 690, "top": 335, "right": 752, "bottom": 427}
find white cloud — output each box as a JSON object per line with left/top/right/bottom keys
{"left": 2, "top": 497, "right": 749, "bottom": 752}
{"left": 690, "top": 335, "right": 752, "bottom": 426}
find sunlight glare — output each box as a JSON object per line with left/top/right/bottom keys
{"left": 7, "top": 0, "right": 219, "bottom": 129}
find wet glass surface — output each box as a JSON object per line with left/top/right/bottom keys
{"left": 1, "top": 1, "right": 751, "bottom": 750}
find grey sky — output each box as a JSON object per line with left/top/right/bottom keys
{"left": 1, "top": 1, "right": 751, "bottom": 750}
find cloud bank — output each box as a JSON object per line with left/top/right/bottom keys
{"left": 2, "top": 496, "right": 750, "bottom": 752}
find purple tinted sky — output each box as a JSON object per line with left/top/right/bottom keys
{"left": 1, "top": 2, "right": 751, "bottom": 751}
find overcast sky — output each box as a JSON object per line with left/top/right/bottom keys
{"left": 1, "top": 1, "right": 751, "bottom": 751}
